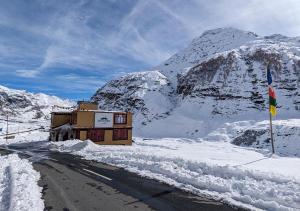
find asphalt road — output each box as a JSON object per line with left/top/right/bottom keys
{"left": 0, "top": 142, "right": 244, "bottom": 211}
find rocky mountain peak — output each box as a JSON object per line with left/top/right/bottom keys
{"left": 0, "top": 85, "right": 74, "bottom": 120}
{"left": 92, "top": 28, "right": 300, "bottom": 137}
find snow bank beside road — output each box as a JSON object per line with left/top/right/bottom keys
{"left": 0, "top": 119, "right": 49, "bottom": 146}
{"left": 52, "top": 138, "right": 300, "bottom": 211}
{"left": 0, "top": 154, "right": 44, "bottom": 211}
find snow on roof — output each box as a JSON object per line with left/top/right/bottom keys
{"left": 82, "top": 110, "right": 127, "bottom": 113}
{"left": 51, "top": 111, "right": 72, "bottom": 114}
{"left": 52, "top": 109, "right": 127, "bottom": 114}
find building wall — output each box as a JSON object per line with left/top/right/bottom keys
{"left": 51, "top": 110, "right": 133, "bottom": 145}
{"left": 95, "top": 129, "right": 132, "bottom": 145}
{"left": 127, "top": 112, "right": 132, "bottom": 127}
{"left": 78, "top": 102, "right": 98, "bottom": 110}
{"left": 71, "top": 112, "right": 77, "bottom": 124}
{"left": 76, "top": 128, "right": 132, "bottom": 145}
{"left": 76, "top": 111, "right": 94, "bottom": 128}
{"left": 51, "top": 113, "right": 71, "bottom": 128}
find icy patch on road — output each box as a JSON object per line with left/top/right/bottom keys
{"left": 0, "top": 154, "right": 44, "bottom": 211}
{"left": 52, "top": 138, "right": 300, "bottom": 211}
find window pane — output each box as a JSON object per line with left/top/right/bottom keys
{"left": 114, "top": 114, "right": 127, "bottom": 124}
{"left": 113, "top": 129, "right": 128, "bottom": 140}
{"left": 88, "top": 129, "right": 104, "bottom": 142}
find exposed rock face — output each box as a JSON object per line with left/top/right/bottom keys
{"left": 0, "top": 85, "right": 73, "bottom": 120}
{"left": 0, "top": 91, "right": 33, "bottom": 111}
{"left": 232, "top": 129, "right": 267, "bottom": 146}
{"left": 92, "top": 71, "right": 175, "bottom": 124}
{"left": 177, "top": 52, "right": 236, "bottom": 97}
{"left": 92, "top": 28, "right": 300, "bottom": 137}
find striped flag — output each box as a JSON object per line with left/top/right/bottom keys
{"left": 267, "top": 67, "right": 277, "bottom": 116}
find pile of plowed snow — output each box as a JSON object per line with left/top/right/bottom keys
{"left": 0, "top": 154, "right": 44, "bottom": 211}
{"left": 52, "top": 136, "right": 300, "bottom": 211}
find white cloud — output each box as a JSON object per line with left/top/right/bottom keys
{"left": 15, "top": 69, "right": 39, "bottom": 78}
{"left": 3, "top": 0, "right": 300, "bottom": 79}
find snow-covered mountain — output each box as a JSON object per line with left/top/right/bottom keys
{"left": 0, "top": 85, "right": 74, "bottom": 120}
{"left": 92, "top": 27, "right": 300, "bottom": 138}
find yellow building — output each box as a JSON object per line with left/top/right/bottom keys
{"left": 50, "top": 101, "right": 132, "bottom": 145}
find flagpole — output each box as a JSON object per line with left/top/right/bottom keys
{"left": 269, "top": 112, "right": 275, "bottom": 154}
{"left": 6, "top": 114, "right": 8, "bottom": 144}
{"left": 267, "top": 63, "right": 275, "bottom": 154}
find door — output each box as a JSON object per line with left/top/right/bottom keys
{"left": 79, "top": 131, "right": 87, "bottom": 140}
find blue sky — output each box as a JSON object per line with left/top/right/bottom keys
{"left": 1, "top": 0, "right": 300, "bottom": 100}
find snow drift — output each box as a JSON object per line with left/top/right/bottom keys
{"left": 52, "top": 138, "right": 300, "bottom": 211}
{"left": 0, "top": 154, "right": 44, "bottom": 211}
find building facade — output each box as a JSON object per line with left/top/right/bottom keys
{"left": 50, "top": 101, "right": 132, "bottom": 145}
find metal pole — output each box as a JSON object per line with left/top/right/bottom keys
{"left": 269, "top": 112, "right": 275, "bottom": 154}
{"left": 6, "top": 114, "right": 8, "bottom": 143}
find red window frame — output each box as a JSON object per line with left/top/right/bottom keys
{"left": 113, "top": 129, "right": 128, "bottom": 140}
{"left": 88, "top": 129, "right": 105, "bottom": 142}
{"left": 114, "top": 113, "right": 127, "bottom": 124}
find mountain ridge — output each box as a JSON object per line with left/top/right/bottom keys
{"left": 0, "top": 85, "right": 74, "bottom": 120}
{"left": 92, "top": 27, "right": 300, "bottom": 138}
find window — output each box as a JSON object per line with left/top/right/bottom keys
{"left": 88, "top": 129, "right": 104, "bottom": 142}
{"left": 113, "top": 129, "right": 128, "bottom": 140}
{"left": 114, "top": 114, "right": 127, "bottom": 124}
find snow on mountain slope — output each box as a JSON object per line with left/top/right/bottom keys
{"left": 92, "top": 71, "right": 176, "bottom": 126}
{"left": 0, "top": 85, "right": 74, "bottom": 120}
{"left": 92, "top": 27, "right": 300, "bottom": 139}
{"left": 159, "top": 27, "right": 260, "bottom": 85}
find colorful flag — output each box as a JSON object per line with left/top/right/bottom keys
{"left": 267, "top": 67, "right": 277, "bottom": 116}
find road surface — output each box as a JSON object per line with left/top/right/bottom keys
{"left": 0, "top": 142, "right": 244, "bottom": 211}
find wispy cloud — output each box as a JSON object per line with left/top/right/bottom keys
{"left": 1, "top": 0, "right": 300, "bottom": 98}
{"left": 15, "top": 69, "right": 39, "bottom": 78}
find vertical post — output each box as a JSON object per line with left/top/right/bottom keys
{"left": 5, "top": 114, "right": 8, "bottom": 143}
{"left": 269, "top": 112, "right": 275, "bottom": 154}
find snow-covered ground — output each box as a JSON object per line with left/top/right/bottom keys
{"left": 0, "top": 119, "right": 46, "bottom": 211}
{"left": 51, "top": 119, "right": 300, "bottom": 211}
{"left": 0, "top": 154, "right": 44, "bottom": 211}
{"left": 0, "top": 118, "right": 49, "bottom": 145}
{"left": 2, "top": 113, "right": 300, "bottom": 210}
{"left": 204, "top": 119, "right": 300, "bottom": 157}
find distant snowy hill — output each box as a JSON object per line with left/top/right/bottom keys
{"left": 92, "top": 27, "right": 300, "bottom": 139}
{"left": 0, "top": 85, "right": 74, "bottom": 120}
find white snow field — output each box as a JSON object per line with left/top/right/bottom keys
{"left": 51, "top": 119, "right": 300, "bottom": 211}
{"left": 0, "top": 154, "right": 44, "bottom": 211}
{"left": 0, "top": 119, "right": 47, "bottom": 211}
{"left": 2, "top": 113, "right": 300, "bottom": 210}
{"left": 0, "top": 116, "right": 49, "bottom": 145}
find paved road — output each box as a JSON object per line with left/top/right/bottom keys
{"left": 0, "top": 142, "right": 244, "bottom": 211}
